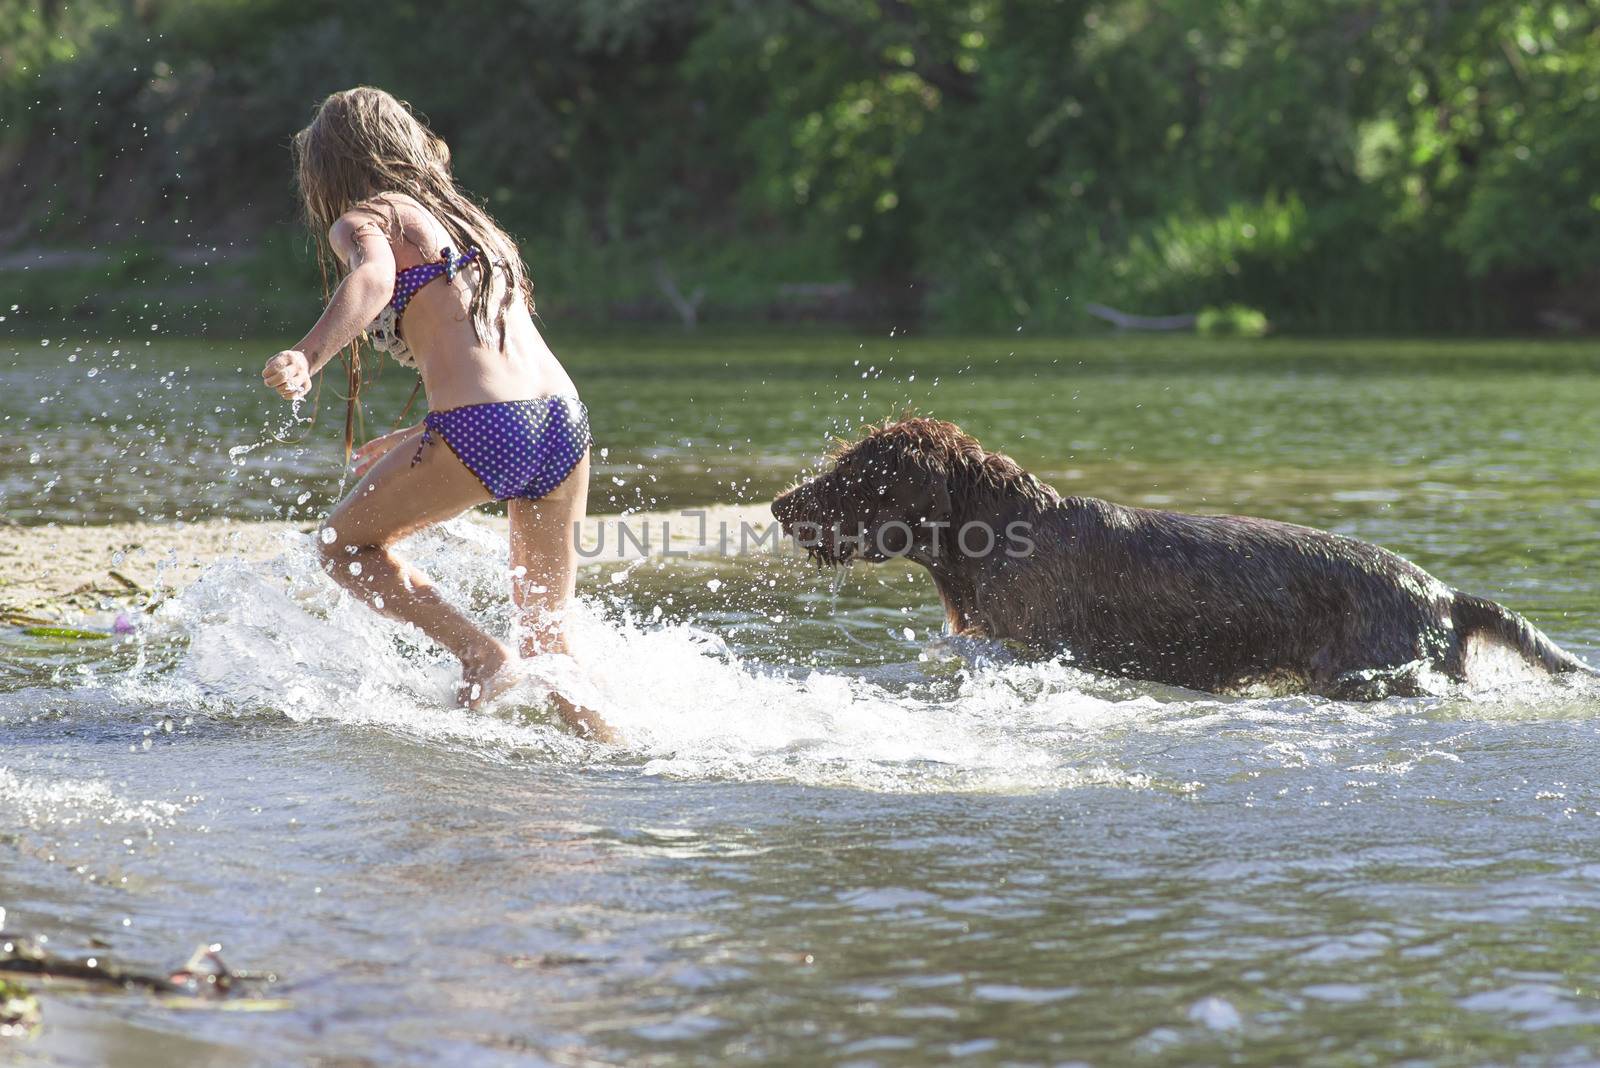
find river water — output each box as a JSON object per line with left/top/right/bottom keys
{"left": 2, "top": 332, "right": 1599, "bottom": 1064}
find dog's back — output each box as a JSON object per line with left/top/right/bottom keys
{"left": 1009, "top": 497, "right": 1460, "bottom": 693}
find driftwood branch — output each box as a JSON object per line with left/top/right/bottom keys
{"left": 652, "top": 260, "right": 706, "bottom": 329}
{"left": 0, "top": 933, "right": 276, "bottom": 999}
{"left": 1083, "top": 303, "right": 1198, "bottom": 332}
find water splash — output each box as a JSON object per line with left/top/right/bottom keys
{"left": 0, "top": 767, "right": 182, "bottom": 828}
{"left": 104, "top": 521, "right": 1600, "bottom": 796}
{"left": 226, "top": 395, "right": 309, "bottom": 465}
{"left": 99, "top": 525, "right": 1181, "bottom": 792}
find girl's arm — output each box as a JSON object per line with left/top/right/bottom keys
{"left": 262, "top": 211, "right": 396, "bottom": 399}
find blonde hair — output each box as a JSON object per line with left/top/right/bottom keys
{"left": 294, "top": 86, "right": 532, "bottom": 340}
{"left": 292, "top": 87, "right": 532, "bottom": 451}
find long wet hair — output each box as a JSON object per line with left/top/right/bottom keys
{"left": 291, "top": 87, "right": 533, "bottom": 452}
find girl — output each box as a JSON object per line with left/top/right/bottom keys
{"left": 261, "top": 86, "right": 616, "bottom": 743}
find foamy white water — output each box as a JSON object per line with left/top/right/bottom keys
{"left": 122, "top": 525, "right": 1176, "bottom": 791}
{"left": 94, "top": 525, "right": 1593, "bottom": 803}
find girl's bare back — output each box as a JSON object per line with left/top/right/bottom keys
{"left": 359, "top": 193, "right": 576, "bottom": 411}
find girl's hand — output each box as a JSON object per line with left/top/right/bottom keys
{"left": 262, "top": 350, "right": 312, "bottom": 400}
{"left": 352, "top": 424, "right": 420, "bottom": 478}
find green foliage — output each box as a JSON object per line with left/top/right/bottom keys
{"left": 1, "top": 0, "right": 1596, "bottom": 332}
{"left": 1197, "top": 305, "right": 1269, "bottom": 338}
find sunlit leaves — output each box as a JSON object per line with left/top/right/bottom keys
{"left": 2, "top": 0, "right": 1595, "bottom": 329}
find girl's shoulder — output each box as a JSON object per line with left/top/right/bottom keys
{"left": 338, "top": 193, "right": 443, "bottom": 249}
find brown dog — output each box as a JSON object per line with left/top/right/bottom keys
{"left": 771, "top": 417, "right": 1594, "bottom": 699}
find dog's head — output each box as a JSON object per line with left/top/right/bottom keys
{"left": 771, "top": 416, "right": 1053, "bottom": 565}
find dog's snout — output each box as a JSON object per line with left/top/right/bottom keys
{"left": 772, "top": 483, "right": 811, "bottom": 529}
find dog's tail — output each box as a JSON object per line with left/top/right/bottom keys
{"left": 1450, "top": 592, "right": 1596, "bottom": 676}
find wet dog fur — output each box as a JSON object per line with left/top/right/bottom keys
{"left": 771, "top": 417, "right": 1593, "bottom": 699}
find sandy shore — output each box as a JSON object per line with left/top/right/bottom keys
{"left": 0, "top": 504, "right": 776, "bottom": 623}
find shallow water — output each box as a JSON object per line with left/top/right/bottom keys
{"left": 3, "top": 332, "right": 1600, "bottom": 1064}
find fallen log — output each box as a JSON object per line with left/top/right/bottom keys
{"left": 1083, "top": 302, "right": 1198, "bottom": 331}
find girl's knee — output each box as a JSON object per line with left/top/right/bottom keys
{"left": 317, "top": 530, "right": 385, "bottom": 578}
{"left": 316, "top": 527, "right": 348, "bottom": 570}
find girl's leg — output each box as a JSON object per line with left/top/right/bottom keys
{"left": 508, "top": 453, "right": 618, "bottom": 742}
{"left": 508, "top": 452, "right": 587, "bottom": 656}
{"left": 319, "top": 429, "right": 510, "bottom": 706}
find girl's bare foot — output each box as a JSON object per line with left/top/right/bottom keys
{"left": 456, "top": 645, "right": 618, "bottom": 742}
{"left": 457, "top": 639, "right": 518, "bottom": 709}
{"left": 551, "top": 692, "right": 621, "bottom": 744}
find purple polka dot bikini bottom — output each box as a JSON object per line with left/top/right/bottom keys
{"left": 413, "top": 395, "right": 591, "bottom": 501}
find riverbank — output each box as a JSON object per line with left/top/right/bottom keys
{"left": 0, "top": 504, "right": 775, "bottom": 624}
{"left": 0, "top": 237, "right": 902, "bottom": 336}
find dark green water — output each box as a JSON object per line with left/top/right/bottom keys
{"left": 2, "top": 332, "right": 1600, "bottom": 1065}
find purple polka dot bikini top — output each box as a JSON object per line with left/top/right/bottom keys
{"left": 365, "top": 245, "right": 480, "bottom": 368}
